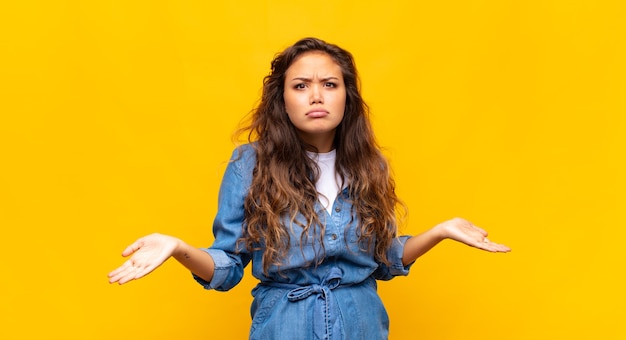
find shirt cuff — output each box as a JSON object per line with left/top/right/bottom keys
{"left": 387, "top": 235, "right": 413, "bottom": 276}
{"left": 192, "top": 248, "right": 233, "bottom": 290}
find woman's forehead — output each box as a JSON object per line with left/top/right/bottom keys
{"left": 286, "top": 52, "right": 342, "bottom": 79}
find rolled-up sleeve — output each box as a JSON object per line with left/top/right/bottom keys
{"left": 193, "top": 146, "right": 254, "bottom": 291}
{"left": 372, "top": 235, "right": 413, "bottom": 280}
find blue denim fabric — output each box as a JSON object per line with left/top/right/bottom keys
{"left": 194, "top": 144, "right": 412, "bottom": 340}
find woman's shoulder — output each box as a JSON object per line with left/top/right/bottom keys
{"left": 231, "top": 142, "right": 256, "bottom": 158}
{"left": 228, "top": 142, "right": 258, "bottom": 169}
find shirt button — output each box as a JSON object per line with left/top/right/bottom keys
{"left": 335, "top": 207, "right": 341, "bottom": 213}
{"left": 331, "top": 234, "right": 338, "bottom": 240}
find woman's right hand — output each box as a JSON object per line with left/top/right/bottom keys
{"left": 108, "top": 233, "right": 181, "bottom": 285}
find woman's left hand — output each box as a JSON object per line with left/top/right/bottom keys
{"left": 437, "top": 218, "right": 511, "bottom": 253}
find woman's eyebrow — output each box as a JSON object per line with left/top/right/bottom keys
{"left": 290, "top": 76, "right": 340, "bottom": 82}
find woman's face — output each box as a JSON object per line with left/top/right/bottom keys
{"left": 283, "top": 51, "right": 346, "bottom": 152}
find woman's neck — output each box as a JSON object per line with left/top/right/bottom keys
{"left": 298, "top": 132, "right": 336, "bottom": 153}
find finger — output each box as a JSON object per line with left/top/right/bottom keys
{"left": 114, "top": 274, "right": 133, "bottom": 285}
{"left": 109, "top": 271, "right": 128, "bottom": 284}
{"left": 107, "top": 267, "right": 123, "bottom": 280}
{"left": 492, "top": 242, "right": 512, "bottom": 252}
{"left": 471, "top": 237, "right": 495, "bottom": 251}
{"left": 108, "top": 260, "right": 132, "bottom": 279}
{"left": 109, "top": 257, "right": 149, "bottom": 284}
{"left": 121, "top": 241, "right": 143, "bottom": 257}
{"left": 115, "top": 255, "right": 162, "bottom": 284}
{"left": 114, "top": 265, "right": 145, "bottom": 284}
{"left": 482, "top": 237, "right": 511, "bottom": 252}
{"left": 110, "top": 273, "right": 132, "bottom": 284}
{"left": 108, "top": 261, "right": 135, "bottom": 284}
{"left": 471, "top": 238, "right": 493, "bottom": 252}
{"left": 470, "top": 224, "right": 489, "bottom": 237}
{"left": 117, "top": 272, "right": 138, "bottom": 285}
{"left": 480, "top": 239, "right": 511, "bottom": 253}
{"left": 132, "top": 265, "right": 156, "bottom": 281}
{"left": 116, "top": 262, "right": 157, "bottom": 284}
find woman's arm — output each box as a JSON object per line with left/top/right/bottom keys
{"left": 402, "top": 218, "right": 510, "bottom": 266}
{"left": 108, "top": 233, "right": 215, "bottom": 285}
{"left": 108, "top": 146, "right": 256, "bottom": 288}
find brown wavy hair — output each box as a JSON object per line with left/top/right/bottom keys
{"left": 236, "top": 37, "right": 405, "bottom": 274}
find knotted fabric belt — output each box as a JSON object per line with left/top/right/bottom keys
{"left": 261, "top": 267, "right": 346, "bottom": 340}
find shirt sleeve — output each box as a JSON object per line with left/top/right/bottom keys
{"left": 372, "top": 235, "right": 413, "bottom": 281}
{"left": 193, "top": 146, "right": 254, "bottom": 291}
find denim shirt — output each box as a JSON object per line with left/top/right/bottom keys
{"left": 194, "top": 144, "right": 412, "bottom": 340}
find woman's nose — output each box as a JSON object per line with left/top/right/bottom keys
{"left": 309, "top": 85, "right": 323, "bottom": 104}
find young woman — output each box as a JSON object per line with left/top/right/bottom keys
{"left": 108, "top": 37, "right": 510, "bottom": 339}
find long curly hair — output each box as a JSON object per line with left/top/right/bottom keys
{"left": 237, "top": 37, "right": 405, "bottom": 274}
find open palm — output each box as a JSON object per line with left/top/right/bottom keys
{"left": 108, "top": 233, "right": 180, "bottom": 285}
{"left": 439, "top": 218, "right": 511, "bottom": 253}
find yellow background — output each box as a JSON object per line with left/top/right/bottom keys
{"left": 1, "top": 1, "right": 624, "bottom": 339}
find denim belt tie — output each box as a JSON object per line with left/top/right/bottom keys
{"left": 265, "top": 267, "right": 344, "bottom": 340}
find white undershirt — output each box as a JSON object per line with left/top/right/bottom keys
{"left": 307, "top": 150, "right": 342, "bottom": 214}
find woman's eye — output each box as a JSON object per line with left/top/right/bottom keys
{"left": 325, "top": 82, "right": 336, "bottom": 88}
{"left": 294, "top": 83, "right": 306, "bottom": 89}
